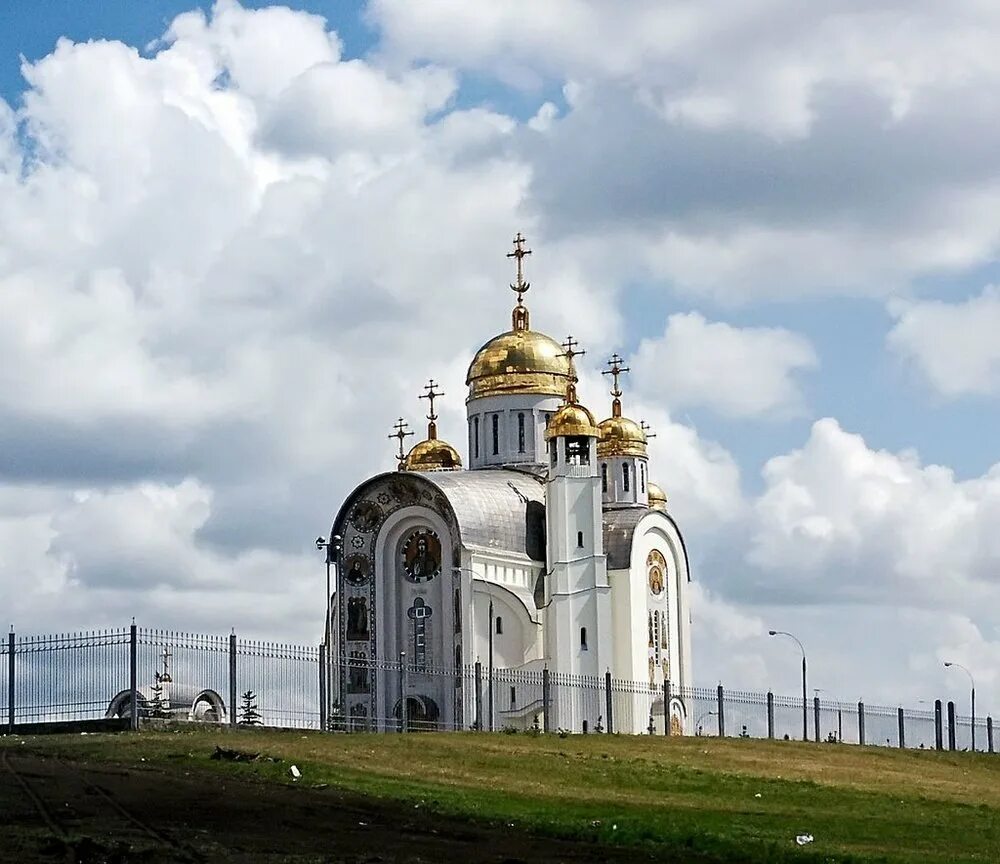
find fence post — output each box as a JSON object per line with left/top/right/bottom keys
{"left": 542, "top": 667, "right": 551, "bottom": 733}
{"left": 766, "top": 691, "right": 774, "bottom": 739}
{"left": 988, "top": 716, "right": 994, "bottom": 754}
{"left": 318, "top": 642, "right": 327, "bottom": 731}
{"left": 474, "top": 661, "right": 483, "bottom": 731}
{"left": 858, "top": 701, "right": 865, "bottom": 746}
{"left": 663, "top": 679, "right": 672, "bottom": 736}
{"left": 399, "top": 651, "right": 407, "bottom": 734}
{"left": 129, "top": 623, "right": 138, "bottom": 732}
{"left": 935, "top": 699, "right": 943, "bottom": 750}
{"left": 813, "top": 695, "right": 820, "bottom": 742}
{"left": 717, "top": 684, "right": 725, "bottom": 738}
{"left": 897, "top": 707, "right": 905, "bottom": 749}
{"left": 947, "top": 701, "right": 957, "bottom": 751}
{"left": 7, "top": 628, "right": 14, "bottom": 734}
{"left": 605, "top": 670, "right": 613, "bottom": 735}
{"left": 229, "top": 629, "right": 237, "bottom": 728}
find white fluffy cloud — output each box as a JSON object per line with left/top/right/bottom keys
{"left": 887, "top": 286, "right": 1000, "bottom": 397}
{"left": 630, "top": 312, "right": 817, "bottom": 418}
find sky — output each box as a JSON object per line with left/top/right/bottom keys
{"left": 1, "top": 0, "right": 998, "bottom": 716}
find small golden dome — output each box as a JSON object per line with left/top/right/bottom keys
{"left": 467, "top": 329, "right": 572, "bottom": 401}
{"left": 647, "top": 482, "right": 668, "bottom": 510}
{"left": 597, "top": 415, "right": 647, "bottom": 458}
{"left": 545, "top": 402, "right": 599, "bottom": 439}
{"left": 404, "top": 438, "right": 463, "bottom": 471}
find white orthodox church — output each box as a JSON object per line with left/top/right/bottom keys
{"left": 325, "top": 235, "right": 692, "bottom": 734}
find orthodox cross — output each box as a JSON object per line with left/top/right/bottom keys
{"left": 603, "top": 353, "right": 629, "bottom": 397}
{"left": 507, "top": 232, "right": 532, "bottom": 304}
{"left": 419, "top": 379, "right": 444, "bottom": 439}
{"left": 640, "top": 420, "right": 657, "bottom": 439}
{"left": 388, "top": 417, "right": 414, "bottom": 469}
{"left": 407, "top": 597, "right": 433, "bottom": 670}
{"left": 560, "top": 335, "right": 585, "bottom": 402}
{"left": 160, "top": 647, "right": 172, "bottom": 683}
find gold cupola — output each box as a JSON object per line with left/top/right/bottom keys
{"left": 647, "top": 482, "right": 668, "bottom": 510}
{"left": 403, "top": 380, "right": 463, "bottom": 471}
{"left": 545, "top": 337, "right": 599, "bottom": 439}
{"left": 597, "top": 354, "right": 647, "bottom": 458}
{"left": 466, "top": 233, "right": 573, "bottom": 401}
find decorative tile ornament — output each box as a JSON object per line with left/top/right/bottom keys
{"left": 351, "top": 500, "right": 382, "bottom": 532}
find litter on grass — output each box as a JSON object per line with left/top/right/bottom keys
{"left": 795, "top": 834, "right": 814, "bottom": 846}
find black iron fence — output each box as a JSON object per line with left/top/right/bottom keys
{"left": 0, "top": 624, "right": 994, "bottom": 754}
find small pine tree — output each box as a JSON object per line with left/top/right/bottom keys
{"left": 147, "top": 679, "right": 169, "bottom": 719}
{"left": 239, "top": 690, "right": 262, "bottom": 726}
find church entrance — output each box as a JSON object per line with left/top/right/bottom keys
{"left": 392, "top": 695, "right": 440, "bottom": 731}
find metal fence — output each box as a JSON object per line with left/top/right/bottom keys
{"left": 0, "top": 624, "right": 994, "bottom": 754}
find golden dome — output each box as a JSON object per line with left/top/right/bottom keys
{"left": 545, "top": 402, "right": 599, "bottom": 439}
{"left": 597, "top": 415, "right": 647, "bottom": 458}
{"left": 647, "top": 482, "right": 668, "bottom": 511}
{"left": 466, "top": 329, "right": 572, "bottom": 401}
{"left": 404, "top": 438, "right": 463, "bottom": 471}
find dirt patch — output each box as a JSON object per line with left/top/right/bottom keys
{"left": 0, "top": 751, "right": 659, "bottom": 863}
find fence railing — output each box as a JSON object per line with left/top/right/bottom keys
{"left": 0, "top": 624, "right": 994, "bottom": 754}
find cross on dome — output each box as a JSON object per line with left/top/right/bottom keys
{"left": 603, "top": 353, "right": 631, "bottom": 417}
{"left": 640, "top": 420, "right": 657, "bottom": 439}
{"left": 507, "top": 232, "right": 533, "bottom": 331}
{"left": 419, "top": 379, "right": 444, "bottom": 438}
{"left": 560, "top": 335, "right": 586, "bottom": 403}
{"left": 388, "top": 417, "right": 414, "bottom": 469}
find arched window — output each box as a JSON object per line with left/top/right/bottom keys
{"left": 491, "top": 414, "right": 499, "bottom": 455}
{"left": 517, "top": 412, "right": 526, "bottom": 453}
{"left": 577, "top": 531, "right": 584, "bottom": 548}
{"left": 473, "top": 416, "right": 480, "bottom": 459}
{"left": 623, "top": 462, "right": 631, "bottom": 492}
{"left": 580, "top": 627, "right": 588, "bottom": 650}
{"left": 495, "top": 616, "right": 503, "bottom": 635}
{"left": 601, "top": 463, "right": 608, "bottom": 493}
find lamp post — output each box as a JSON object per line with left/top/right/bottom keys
{"left": 769, "top": 630, "right": 808, "bottom": 742}
{"left": 944, "top": 661, "right": 976, "bottom": 752}
{"left": 695, "top": 710, "right": 716, "bottom": 736}
{"left": 316, "top": 534, "right": 342, "bottom": 726}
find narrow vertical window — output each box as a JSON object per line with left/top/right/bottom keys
{"left": 510, "top": 686, "right": 517, "bottom": 707}
{"left": 577, "top": 531, "right": 584, "bottom": 548}
{"left": 495, "top": 616, "right": 503, "bottom": 635}
{"left": 580, "top": 627, "right": 588, "bottom": 650}
{"left": 641, "top": 463, "right": 646, "bottom": 492}
{"left": 473, "top": 416, "right": 480, "bottom": 458}
{"left": 492, "top": 414, "right": 499, "bottom": 455}
{"left": 623, "top": 462, "right": 631, "bottom": 492}
{"left": 601, "top": 463, "right": 608, "bottom": 493}
{"left": 517, "top": 412, "right": 526, "bottom": 453}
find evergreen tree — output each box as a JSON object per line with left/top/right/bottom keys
{"left": 147, "top": 678, "right": 169, "bottom": 719}
{"left": 239, "top": 690, "right": 262, "bottom": 726}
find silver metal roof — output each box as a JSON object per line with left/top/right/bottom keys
{"left": 421, "top": 469, "right": 546, "bottom": 559}
{"left": 603, "top": 508, "right": 646, "bottom": 569}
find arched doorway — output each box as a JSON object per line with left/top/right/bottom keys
{"left": 392, "top": 695, "right": 440, "bottom": 731}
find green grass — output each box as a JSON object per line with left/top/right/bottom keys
{"left": 6, "top": 729, "right": 1000, "bottom": 863}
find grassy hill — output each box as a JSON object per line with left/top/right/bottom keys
{"left": 6, "top": 728, "right": 999, "bottom": 862}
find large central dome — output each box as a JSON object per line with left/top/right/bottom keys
{"left": 466, "top": 328, "right": 572, "bottom": 401}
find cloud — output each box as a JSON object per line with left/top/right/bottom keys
{"left": 630, "top": 312, "right": 817, "bottom": 419}
{"left": 887, "top": 286, "right": 1000, "bottom": 398}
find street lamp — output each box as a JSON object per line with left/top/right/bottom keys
{"left": 316, "top": 534, "right": 342, "bottom": 726}
{"left": 944, "top": 661, "right": 976, "bottom": 752}
{"left": 769, "top": 630, "right": 808, "bottom": 742}
{"left": 695, "top": 710, "right": 716, "bottom": 736}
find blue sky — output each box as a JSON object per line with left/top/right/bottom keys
{"left": 1, "top": 0, "right": 998, "bottom": 713}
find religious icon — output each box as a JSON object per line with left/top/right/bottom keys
{"left": 402, "top": 530, "right": 441, "bottom": 583}
{"left": 349, "top": 701, "right": 368, "bottom": 731}
{"left": 347, "top": 596, "right": 370, "bottom": 641}
{"left": 389, "top": 478, "right": 421, "bottom": 505}
{"left": 351, "top": 500, "right": 382, "bottom": 532}
{"left": 348, "top": 651, "right": 369, "bottom": 691}
{"left": 344, "top": 554, "right": 370, "bottom": 587}
{"left": 647, "top": 550, "right": 666, "bottom": 596}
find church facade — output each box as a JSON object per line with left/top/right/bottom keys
{"left": 326, "top": 235, "right": 692, "bottom": 734}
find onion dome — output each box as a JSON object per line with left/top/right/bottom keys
{"left": 597, "top": 353, "right": 648, "bottom": 457}
{"left": 544, "top": 336, "right": 599, "bottom": 439}
{"left": 647, "top": 482, "right": 668, "bottom": 511}
{"left": 466, "top": 231, "right": 573, "bottom": 401}
{"left": 402, "top": 380, "right": 462, "bottom": 472}
{"left": 467, "top": 329, "right": 572, "bottom": 400}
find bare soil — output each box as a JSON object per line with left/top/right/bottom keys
{"left": 0, "top": 750, "right": 654, "bottom": 863}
